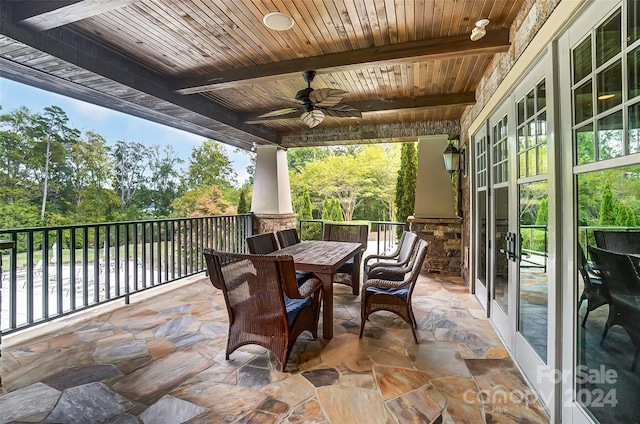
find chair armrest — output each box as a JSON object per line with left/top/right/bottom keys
{"left": 364, "top": 253, "right": 399, "bottom": 268}
{"left": 367, "top": 265, "right": 409, "bottom": 281}
{"left": 297, "top": 277, "right": 322, "bottom": 298}
{"left": 362, "top": 278, "right": 409, "bottom": 290}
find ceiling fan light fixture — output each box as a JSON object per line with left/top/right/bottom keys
{"left": 263, "top": 12, "right": 295, "bottom": 31}
{"left": 470, "top": 26, "right": 486, "bottom": 41}
{"left": 475, "top": 18, "right": 490, "bottom": 28}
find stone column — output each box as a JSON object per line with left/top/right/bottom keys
{"left": 411, "top": 136, "right": 462, "bottom": 275}
{"left": 251, "top": 146, "right": 297, "bottom": 233}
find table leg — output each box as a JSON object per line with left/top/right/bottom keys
{"left": 351, "top": 252, "right": 362, "bottom": 295}
{"left": 316, "top": 272, "right": 334, "bottom": 340}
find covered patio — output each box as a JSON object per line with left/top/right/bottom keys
{"left": 1, "top": 273, "right": 547, "bottom": 423}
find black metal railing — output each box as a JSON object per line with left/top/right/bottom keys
{"left": 0, "top": 214, "right": 253, "bottom": 334}
{"left": 298, "top": 219, "right": 407, "bottom": 254}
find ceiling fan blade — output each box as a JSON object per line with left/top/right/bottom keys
{"left": 322, "top": 104, "right": 362, "bottom": 118}
{"left": 301, "top": 110, "right": 325, "bottom": 128}
{"left": 310, "top": 88, "right": 348, "bottom": 107}
{"left": 257, "top": 107, "right": 300, "bottom": 118}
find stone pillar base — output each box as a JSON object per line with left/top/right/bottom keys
{"left": 252, "top": 213, "right": 298, "bottom": 234}
{"left": 408, "top": 217, "right": 462, "bottom": 275}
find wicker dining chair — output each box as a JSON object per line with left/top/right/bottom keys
{"left": 246, "top": 232, "right": 279, "bottom": 254}
{"left": 363, "top": 231, "right": 418, "bottom": 279}
{"left": 203, "top": 248, "right": 323, "bottom": 372}
{"left": 588, "top": 245, "right": 640, "bottom": 371}
{"left": 277, "top": 228, "right": 301, "bottom": 248}
{"left": 577, "top": 244, "right": 610, "bottom": 328}
{"left": 359, "top": 239, "right": 428, "bottom": 344}
{"left": 322, "top": 222, "right": 369, "bottom": 295}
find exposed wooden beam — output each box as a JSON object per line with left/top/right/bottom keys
{"left": 279, "top": 120, "right": 461, "bottom": 148}
{"left": 175, "top": 30, "right": 510, "bottom": 94}
{"left": 13, "top": 0, "right": 137, "bottom": 31}
{"left": 244, "top": 93, "right": 475, "bottom": 124}
{"left": 0, "top": 10, "right": 278, "bottom": 145}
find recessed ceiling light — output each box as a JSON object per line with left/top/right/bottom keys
{"left": 263, "top": 12, "right": 295, "bottom": 31}
{"left": 475, "top": 18, "right": 490, "bottom": 28}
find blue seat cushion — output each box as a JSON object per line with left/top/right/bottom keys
{"left": 337, "top": 258, "right": 354, "bottom": 273}
{"left": 363, "top": 264, "right": 371, "bottom": 274}
{"left": 365, "top": 286, "right": 409, "bottom": 301}
{"left": 296, "top": 271, "right": 315, "bottom": 286}
{"left": 284, "top": 294, "right": 312, "bottom": 326}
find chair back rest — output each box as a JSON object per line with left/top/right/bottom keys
{"left": 397, "top": 231, "right": 419, "bottom": 264}
{"left": 587, "top": 246, "right": 640, "bottom": 295}
{"left": 277, "top": 228, "right": 300, "bottom": 248}
{"left": 246, "top": 232, "right": 279, "bottom": 254}
{"left": 593, "top": 230, "right": 640, "bottom": 254}
{"left": 202, "top": 249, "right": 300, "bottom": 321}
{"left": 405, "top": 239, "right": 429, "bottom": 295}
{"left": 322, "top": 222, "right": 369, "bottom": 250}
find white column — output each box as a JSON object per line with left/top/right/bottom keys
{"left": 251, "top": 146, "right": 293, "bottom": 214}
{"left": 413, "top": 135, "right": 457, "bottom": 219}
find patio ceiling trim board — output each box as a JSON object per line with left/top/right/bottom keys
{"left": 174, "top": 29, "right": 511, "bottom": 94}
{"left": 14, "top": 0, "right": 137, "bottom": 31}
{"left": 279, "top": 119, "right": 461, "bottom": 148}
{"left": 0, "top": 54, "right": 258, "bottom": 151}
{"left": 0, "top": 9, "right": 279, "bottom": 146}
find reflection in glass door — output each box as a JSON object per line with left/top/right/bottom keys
{"left": 492, "top": 115, "right": 510, "bottom": 317}
{"left": 516, "top": 80, "right": 549, "bottom": 363}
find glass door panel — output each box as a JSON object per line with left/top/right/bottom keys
{"left": 474, "top": 128, "right": 489, "bottom": 310}
{"left": 518, "top": 180, "right": 549, "bottom": 363}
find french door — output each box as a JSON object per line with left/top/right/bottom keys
{"left": 473, "top": 51, "right": 558, "bottom": 415}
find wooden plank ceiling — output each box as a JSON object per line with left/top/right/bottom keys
{"left": 0, "top": 0, "right": 525, "bottom": 149}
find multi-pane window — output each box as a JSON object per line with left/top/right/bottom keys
{"left": 476, "top": 135, "right": 487, "bottom": 188}
{"left": 572, "top": 6, "right": 640, "bottom": 165}
{"left": 517, "top": 80, "right": 548, "bottom": 177}
{"left": 492, "top": 116, "right": 508, "bottom": 183}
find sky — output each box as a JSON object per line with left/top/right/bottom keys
{"left": 0, "top": 77, "right": 253, "bottom": 185}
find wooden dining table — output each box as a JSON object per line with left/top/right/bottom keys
{"left": 273, "top": 240, "right": 362, "bottom": 340}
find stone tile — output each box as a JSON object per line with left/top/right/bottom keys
{"left": 317, "top": 385, "right": 395, "bottom": 424}
{"left": 168, "top": 332, "right": 205, "bottom": 348}
{"left": 154, "top": 315, "right": 196, "bottom": 338}
{"left": 386, "top": 386, "right": 444, "bottom": 424}
{"left": 287, "top": 398, "right": 326, "bottom": 423}
{"left": 200, "top": 322, "right": 228, "bottom": 339}
{"left": 443, "top": 402, "right": 485, "bottom": 424}
{"left": 184, "top": 410, "right": 227, "bottom": 424}
{"left": 430, "top": 377, "right": 481, "bottom": 407}
{"left": 374, "top": 365, "right": 434, "bottom": 400}
{"left": 93, "top": 339, "right": 149, "bottom": 363}
{"left": 369, "top": 348, "right": 415, "bottom": 368}
{"left": 115, "top": 355, "right": 153, "bottom": 374}
{"left": 0, "top": 382, "right": 60, "bottom": 424}
{"left": 49, "top": 333, "right": 80, "bottom": 349}
{"left": 104, "top": 413, "right": 140, "bottom": 424}
{"left": 237, "top": 365, "right": 272, "bottom": 388}
{"left": 112, "top": 350, "right": 211, "bottom": 405}
{"left": 42, "top": 364, "right": 122, "bottom": 390}
{"left": 407, "top": 341, "right": 471, "bottom": 378}
{"left": 139, "top": 396, "right": 207, "bottom": 424}
{"left": 302, "top": 368, "right": 340, "bottom": 387}
{"left": 339, "top": 373, "right": 377, "bottom": 390}
{"left": 261, "top": 374, "right": 315, "bottom": 406}
{"left": 147, "top": 337, "right": 177, "bottom": 359}
{"left": 44, "top": 382, "right": 134, "bottom": 424}
{"left": 171, "top": 382, "right": 267, "bottom": 415}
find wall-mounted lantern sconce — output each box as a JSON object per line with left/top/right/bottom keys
{"left": 442, "top": 140, "right": 461, "bottom": 176}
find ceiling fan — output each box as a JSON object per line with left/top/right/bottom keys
{"left": 256, "top": 71, "right": 362, "bottom": 128}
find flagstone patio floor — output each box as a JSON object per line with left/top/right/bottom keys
{"left": 0, "top": 272, "right": 549, "bottom": 423}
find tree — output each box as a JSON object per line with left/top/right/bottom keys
{"left": 31, "top": 106, "right": 80, "bottom": 221}
{"left": 112, "top": 140, "right": 150, "bottom": 212}
{"left": 321, "top": 198, "right": 332, "bottom": 220}
{"left": 331, "top": 198, "right": 344, "bottom": 221}
{"left": 535, "top": 198, "right": 548, "bottom": 225}
{"left": 186, "top": 140, "right": 236, "bottom": 191}
{"left": 237, "top": 188, "right": 249, "bottom": 213}
{"left": 171, "top": 185, "right": 231, "bottom": 217}
{"left": 599, "top": 180, "right": 616, "bottom": 226}
{"left": 298, "top": 191, "right": 313, "bottom": 220}
{"left": 147, "top": 145, "right": 183, "bottom": 217}
{"left": 395, "top": 142, "right": 417, "bottom": 229}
